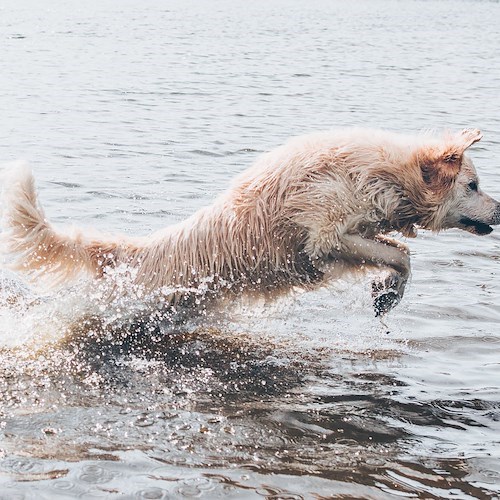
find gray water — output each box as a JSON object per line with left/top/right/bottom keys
{"left": 1, "top": 0, "right": 500, "bottom": 498}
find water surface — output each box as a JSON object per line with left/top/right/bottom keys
{"left": 1, "top": 0, "right": 500, "bottom": 498}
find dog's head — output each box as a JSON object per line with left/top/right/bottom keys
{"left": 416, "top": 129, "right": 500, "bottom": 235}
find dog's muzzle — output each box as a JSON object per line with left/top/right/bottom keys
{"left": 459, "top": 201, "right": 500, "bottom": 235}
{"left": 458, "top": 216, "right": 494, "bottom": 235}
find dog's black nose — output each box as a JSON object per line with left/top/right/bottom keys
{"left": 490, "top": 201, "right": 500, "bottom": 226}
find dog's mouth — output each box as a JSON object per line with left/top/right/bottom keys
{"left": 458, "top": 217, "right": 493, "bottom": 236}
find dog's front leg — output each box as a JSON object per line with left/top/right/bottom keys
{"left": 371, "top": 268, "right": 407, "bottom": 316}
{"left": 371, "top": 234, "right": 410, "bottom": 314}
{"left": 341, "top": 234, "right": 410, "bottom": 316}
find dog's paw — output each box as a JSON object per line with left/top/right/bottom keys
{"left": 371, "top": 272, "right": 405, "bottom": 317}
{"left": 373, "top": 290, "right": 399, "bottom": 317}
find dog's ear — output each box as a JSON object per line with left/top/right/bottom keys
{"left": 443, "top": 128, "right": 482, "bottom": 163}
{"left": 457, "top": 128, "right": 483, "bottom": 149}
{"left": 438, "top": 128, "right": 482, "bottom": 168}
{"left": 419, "top": 129, "right": 482, "bottom": 192}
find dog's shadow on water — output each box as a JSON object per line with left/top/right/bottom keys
{"left": 50, "top": 312, "right": 309, "bottom": 401}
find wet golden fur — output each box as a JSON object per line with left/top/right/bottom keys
{"left": 2, "top": 128, "right": 499, "bottom": 313}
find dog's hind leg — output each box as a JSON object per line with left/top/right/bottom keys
{"left": 338, "top": 234, "right": 411, "bottom": 316}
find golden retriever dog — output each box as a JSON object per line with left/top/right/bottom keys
{"left": 2, "top": 128, "right": 499, "bottom": 316}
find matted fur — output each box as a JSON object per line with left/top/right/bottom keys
{"left": 2, "top": 128, "right": 499, "bottom": 313}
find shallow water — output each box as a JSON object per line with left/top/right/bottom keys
{"left": 1, "top": 0, "right": 500, "bottom": 498}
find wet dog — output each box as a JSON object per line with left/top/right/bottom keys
{"left": 2, "top": 128, "right": 499, "bottom": 315}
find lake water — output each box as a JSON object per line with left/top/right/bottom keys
{"left": 1, "top": 0, "right": 500, "bottom": 498}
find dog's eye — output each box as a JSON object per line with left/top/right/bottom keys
{"left": 468, "top": 181, "right": 478, "bottom": 191}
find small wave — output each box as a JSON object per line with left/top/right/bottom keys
{"left": 188, "top": 149, "right": 226, "bottom": 158}
{"left": 49, "top": 181, "right": 82, "bottom": 188}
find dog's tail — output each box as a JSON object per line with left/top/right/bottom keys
{"left": 1, "top": 163, "right": 138, "bottom": 288}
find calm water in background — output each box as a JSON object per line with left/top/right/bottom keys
{"left": 1, "top": 0, "right": 500, "bottom": 498}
